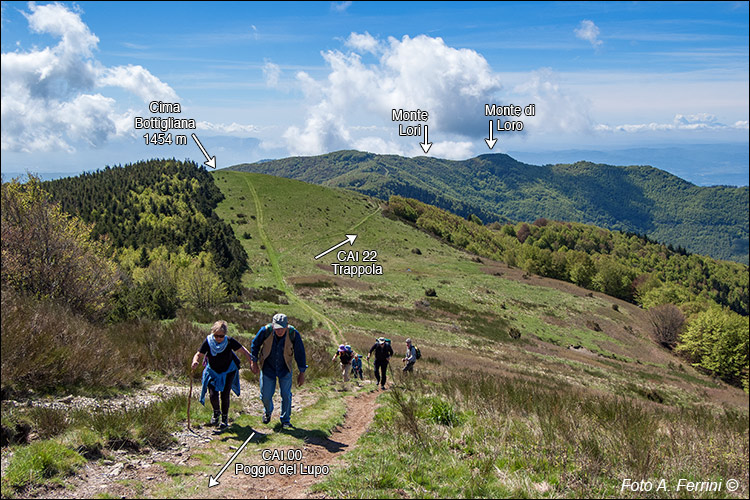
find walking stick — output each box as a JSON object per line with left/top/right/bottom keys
{"left": 187, "top": 365, "right": 197, "bottom": 434}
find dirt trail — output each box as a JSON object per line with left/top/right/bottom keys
{"left": 214, "top": 389, "right": 380, "bottom": 499}
{"left": 30, "top": 388, "right": 380, "bottom": 499}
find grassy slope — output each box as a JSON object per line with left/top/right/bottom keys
{"left": 4, "top": 170, "right": 744, "bottom": 498}
{"left": 213, "top": 170, "right": 744, "bottom": 409}
{"left": 211, "top": 171, "right": 748, "bottom": 498}
{"left": 228, "top": 151, "right": 749, "bottom": 264}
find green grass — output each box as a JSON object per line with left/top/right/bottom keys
{"left": 314, "top": 373, "right": 749, "bottom": 498}
{"left": 211, "top": 170, "right": 741, "bottom": 406}
{"left": 1, "top": 440, "right": 86, "bottom": 495}
{"left": 4, "top": 169, "right": 743, "bottom": 499}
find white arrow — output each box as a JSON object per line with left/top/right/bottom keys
{"left": 208, "top": 431, "right": 255, "bottom": 488}
{"left": 420, "top": 125, "right": 432, "bottom": 154}
{"left": 191, "top": 133, "right": 217, "bottom": 169}
{"left": 314, "top": 234, "right": 357, "bottom": 260}
{"left": 485, "top": 120, "right": 497, "bottom": 149}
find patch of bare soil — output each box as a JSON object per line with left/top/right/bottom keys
{"left": 292, "top": 272, "right": 373, "bottom": 291}
{"left": 216, "top": 390, "right": 379, "bottom": 499}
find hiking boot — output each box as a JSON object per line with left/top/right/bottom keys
{"left": 280, "top": 422, "right": 294, "bottom": 430}
{"left": 209, "top": 413, "right": 221, "bottom": 426}
{"left": 262, "top": 413, "right": 271, "bottom": 424}
{"left": 219, "top": 421, "right": 229, "bottom": 431}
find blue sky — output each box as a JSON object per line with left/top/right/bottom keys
{"left": 1, "top": 1, "right": 748, "bottom": 184}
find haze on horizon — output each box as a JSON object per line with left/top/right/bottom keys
{"left": 1, "top": 1, "right": 748, "bottom": 186}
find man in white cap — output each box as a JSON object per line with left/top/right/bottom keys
{"left": 402, "top": 338, "right": 417, "bottom": 373}
{"left": 367, "top": 337, "right": 393, "bottom": 390}
{"left": 250, "top": 313, "right": 307, "bottom": 429}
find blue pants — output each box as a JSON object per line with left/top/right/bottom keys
{"left": 260, "top": 371, "right": 293, "bottom": 424}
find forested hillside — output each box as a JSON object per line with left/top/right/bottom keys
{"left": 42, "top": 159, "right": 248, "bottom": 296}
{"left": 387, "top": 195, "right": 749, "bottom": 389}
{"left": 229, "top": 150, "right": 749, "bottom": 264}
{"left": 388, "top": 196, "right": 748, "bottom": 315}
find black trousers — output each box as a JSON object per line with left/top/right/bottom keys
{"left": 374, "top": 359, "right": 388, "bottom": 386}
{"left": 208, "top": 370, "right": 236, "bottom": 416}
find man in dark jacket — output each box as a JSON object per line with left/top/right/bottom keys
{"left": 250, "top": 313, "right": 307, "bottom": 429}
{"left": 367, "top": 337, "right": 393, "bottom": 390}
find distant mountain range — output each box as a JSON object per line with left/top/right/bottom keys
{"left": 228, "top": 150, "right": 749, "bottom": 264}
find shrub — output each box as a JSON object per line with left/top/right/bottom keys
{"left": 428, "top": 398, "right": 460, "bottom": 427}
{"left": 28, "top": 407, "right": 70, "bottom": 440}
{"left": 108, "top": 317, "right": 207, "bottom": 377}
{"left": 1, "top": 290, "right": 135, "bottom": 394}
{"left": 1, "top": 177, "right": 120, "bottom": 321}
{"left": 648, "top": 304, "right": 685, "bottom": 349}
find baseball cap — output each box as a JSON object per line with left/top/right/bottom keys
{"left": 272, "top": 313, "right": 288, "bottom": 330}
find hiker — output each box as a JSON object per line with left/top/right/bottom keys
{"left": 367, "top": 337, "right": 393, "bottom": 390}
{"left": 191, "top": 320, "right": 254, "bottom": 430}
{"left": 332, "top": 344, "right": 354, "bottom": 382}
{"left": 402, "top": 338, "right": 417, "bottom": 373}
{"left": 249, "top": 313, "right": 307, "bottom": 429}
{"left": 351, "top": 354, "right": 364, "bottom": 380}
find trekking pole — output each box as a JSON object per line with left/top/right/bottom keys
{"left": 187, "top": 365, "right": 197, "bottom": 434}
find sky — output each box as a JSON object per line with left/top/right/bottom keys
{"left": 1, "top": 1, "right": 748, "bottom": 185}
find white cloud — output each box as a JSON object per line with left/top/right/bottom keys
{"left": 262, "top": 60, "right": 281, "bottom": 87}
{"left": 1, "top": 2, "right": 178, "bottom": 152}
{"left": 575, "top": 20, "right": 603, "bottom": 48}
{"left": 594, "top": 113, "right": 747, "bottom": 133}
{"left": 331, "top": 1, "right": 352, "bottom": 12}
{"left": 285, "top": 33, "right": 503, "bottom": 155}
{"left": 97, "top": 65, "right": 178, "bottom": 102}
{"left": 197, "top": 120, "right": 260, "bottom": 136}
{"left": 345, "top": 32, "right": 380, "bottom": 54}
{"left": 427, "top": 140, "right": 475, "bottom": 160}
{"left": 511, "top": 69, "right": 594, "bottom": 135}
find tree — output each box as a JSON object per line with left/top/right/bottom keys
{"left": 677, "top": 307, "right": 749, "bottom": 390}
{"left": 1, "top": 177, "right": 119, "bottom": 321}
{"left": 516, "top": 223, "right": 531, "bottom": 243}
{"left": 593, "top": 258, "right": 634, "bottom": 301}
{"left": 178, "top": 260, "right": 227, "bottom": 309}
{"left": 568, "top": 252, "right": 596, "bottom": 289}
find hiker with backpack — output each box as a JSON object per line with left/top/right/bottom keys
{"left": 351, "top": 354, "right": 364, "bottom": 380}
{"left": 367, "top": 337, "right": 393, "bottom": 390}
{"left": 402, "top": 338, "right": 418, "bottom": 373}
{"left": 249, "top": 313, "right": 307, "bottom": 430}
{"left": 332, "top": 344, "right": 354, "bottom": 382}
{"left": 191, "top": 320, "right": 254, "bottom": 430}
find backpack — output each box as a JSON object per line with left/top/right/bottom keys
{"left": 414, "top": 346, "right": 421, "bottom": 360}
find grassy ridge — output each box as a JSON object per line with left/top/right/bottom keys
{"left": 228, "top": 150, "right": 749, "bottom": 264}
{"left": 212, "top": 171, "right": 743, "bottom": 407}
{"left": 212, "top": 170, "right": 746, "bottom": 498}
